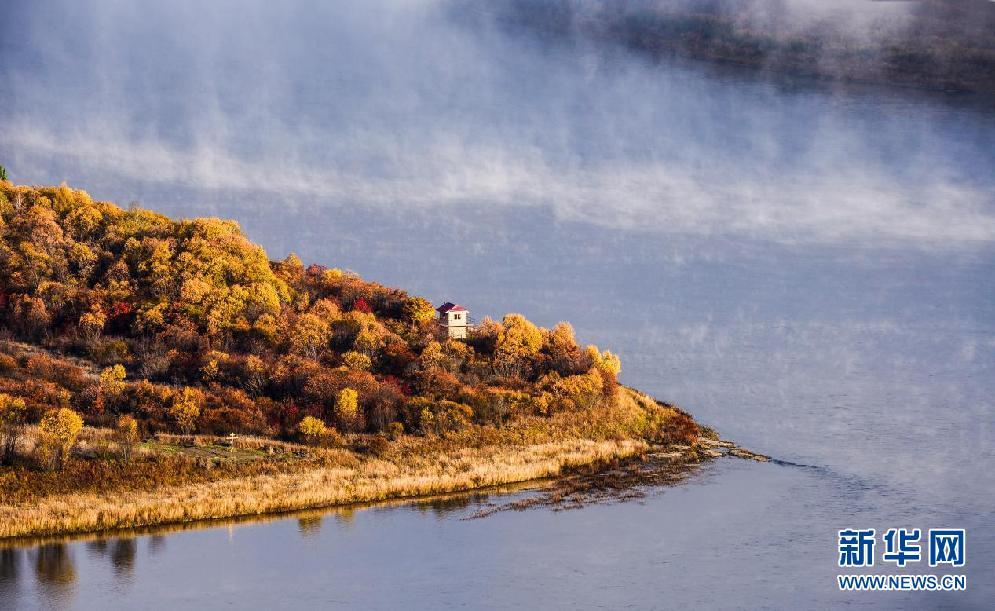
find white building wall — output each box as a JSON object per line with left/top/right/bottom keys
{"left": 441, "top": 309, "right": 469, "bottom": 339}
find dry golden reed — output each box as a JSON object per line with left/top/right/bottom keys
{"left": 0, "top": 387, "right": 691, "bottom": 539}
{"left": 0, "top": 438, "right": 644, "bottom": 538}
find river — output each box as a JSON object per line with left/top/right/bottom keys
{"left": 1, "top": 1, "right": 993, "bottom": 608}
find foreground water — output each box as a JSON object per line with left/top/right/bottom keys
{"left": 2, "top": 1, "right": 994, "bottom": 607}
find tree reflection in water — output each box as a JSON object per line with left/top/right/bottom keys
{"left": 87, "top": 537, "right": 138, "bottom": 577}
{"left": 297, "top": 516, "right": 323, "bottom": 538}
{"left": 110, "top": 539, "right": 137, "bottom": 577}
{"left": 412, "top": 491, "right": 492, "bottom": 518}
{"left": 0, "top": 548, "right": 20, "bottom": 599}
{"left": 85, "top": 540, "right": 108, "bottom": 557}
{"left": 35, "top": 544, "right": 75, "bottom": 585}
{"left": 334, "top": 508, "right": 355, "bottom": 527}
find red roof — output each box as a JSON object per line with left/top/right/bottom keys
{"left": 436, "top": 302, "right": 467, "bottom": 313}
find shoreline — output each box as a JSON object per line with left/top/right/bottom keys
{"left": 0, "top": 437, "right": 650, "bottom": 540}
{"left": 0, "top": 432, "right": 770, "bottom": 542}
{"left": 0, "top": 479, "right": 546, "bottom": 548}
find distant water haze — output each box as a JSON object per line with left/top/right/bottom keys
{"left": 1, "top": 1, "right": 993, "bottom": 609}
{"left": 2, "top": 0, "right": 994, "bottom": 246}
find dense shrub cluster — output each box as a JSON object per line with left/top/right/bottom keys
{"left": 0, "top": 183, "right": 622, "bottom": 442}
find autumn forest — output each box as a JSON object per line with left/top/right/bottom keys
{"left": 0, "top": 180, "right": 701, "bottom": 538}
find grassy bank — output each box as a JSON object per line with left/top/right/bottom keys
{"left": 0, "top": 438, "right": 645, "bottom": 539}
{"left": 0, "top": 387, "right": 697, "bottom": 539}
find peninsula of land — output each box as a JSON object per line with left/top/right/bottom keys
{"left": 0, "top": 181, "right": 720, "bottom": 539}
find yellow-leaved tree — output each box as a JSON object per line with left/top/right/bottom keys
{"left": 494, "top": 313, "right": 544, "bottom": 378}
{"left": 78, "top": 307, "right": 107, "bottom": 342}
{"left": 297, "top": 415, "right": 327, "bottom": 445}
{"left": 289, "top": 313, "right": 331, "bottom": 358}
{"left": 335, "top": 388, "right": 359, "bottom": 432}
{"left": 169, "top": 387, "right": 202, "bottom": 435}
{"left": 100, "top": 363, "right": 127, "bottom": 393}
{"left": 342, "top": 351, "right": 372, "bottom": 371}
{"left": 38, "top": 408, "right": 84, "bottom": 470}
{"left": 97, "top": 364, "right": 127, "bottom": 413}
{"left": 115, "top": 415, "right": 140, "bottom": 461}
{"left": 546, "top": 321, "right": 582, "bottom": 374}
{"left": 586, "top": 345, "right": 621, "bottom": 380}
{"left": 403, "top": 297, "right": 436, "bottom": 326}
{"left": 552, "top": 371, "right": 605, "bottom": 411}
{"left": 498, "top": 314, "right": 544, "bottom": 356}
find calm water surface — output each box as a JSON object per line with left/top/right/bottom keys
{"left": 2, "top": 1, "right": 994, "bottom": 608}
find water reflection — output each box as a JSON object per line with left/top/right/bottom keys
{"left": 85, "top": 540, "right": 108, "bottom": 557}
{"left": 0, "top": 548, "right": 20, "bottom": 600}
{"left": 109, "top": 539, "right": 137, "bottom": 577}
{"left": 411, "top": 491, "right": 495, "bottom": 518}
{"left": 34, "top": 545, "right": 74, "bottom": 585}
{"left": 297, "top": 517, "right": 323, "bottom": 537}
{"left": 148, "top": 536, "right": 166, "bottom": 556}
{"left": 0, "top": 547, "right": 19, "bottom": 580}
{"left": 0, "top": 481, "right": 540, "bottom": 592}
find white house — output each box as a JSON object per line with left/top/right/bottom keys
{"left": 436, "top": 302, "right": 469, "bottom": 339}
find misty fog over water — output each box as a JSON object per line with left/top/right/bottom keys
{"left": 3, "top": 0, "right": 995, "bottom": 246}
{"left": 1, "top": 1, "right": 993, "bottom": 609}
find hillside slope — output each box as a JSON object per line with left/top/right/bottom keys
{"left": 0, "top": 181, "right": 642, "bottom": 440}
